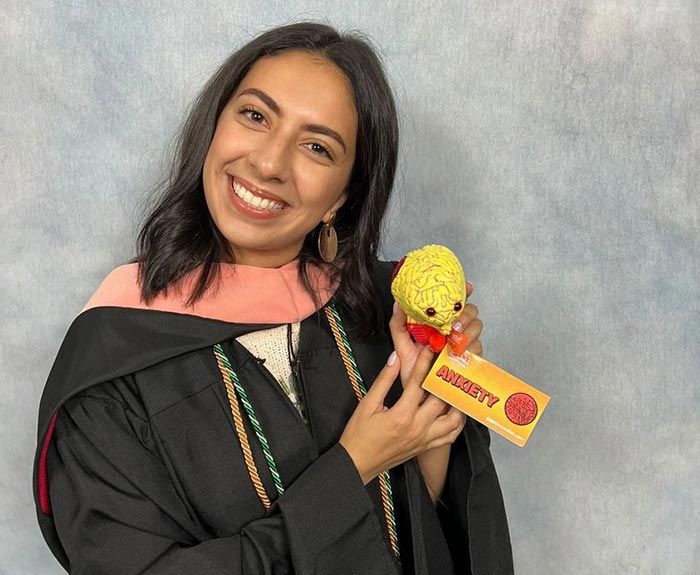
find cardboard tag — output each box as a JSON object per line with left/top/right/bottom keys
{"left": 422, "top": 345, "right": 550, "bottom": 447}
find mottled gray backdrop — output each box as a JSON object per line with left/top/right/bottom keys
{"left": 2, "top": 1, "right": 697, "bottom": 573}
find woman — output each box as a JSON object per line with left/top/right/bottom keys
{"left": 33, "top": 22, "right": 513, "bottom": 574}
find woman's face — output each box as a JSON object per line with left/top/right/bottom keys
{"left": 202, "top": 50, "right": 358, "bottom": 268}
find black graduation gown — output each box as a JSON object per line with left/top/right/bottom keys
{"left": 32, "top": 257, "right": 514, "bottom": 574}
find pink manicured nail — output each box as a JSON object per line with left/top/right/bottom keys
{"left": 387, "top": 350, "right": 397, "bottom": 366}
{"left": 452, "top": 321, "right": 463, "bottom": 332}
{"left": 393, "top": 301, "right": 398, "bottom": 314}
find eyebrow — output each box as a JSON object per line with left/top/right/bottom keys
{"left": 235, "top": 87, "right": 348, "bottom": 155}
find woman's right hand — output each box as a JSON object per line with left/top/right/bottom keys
{"left": 338, "top": 304, "right": 466, "bottom": 485}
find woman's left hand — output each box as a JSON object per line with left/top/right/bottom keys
{"left": 393, "top": 280, "right": 483, "bottom": 504}
{"left": 390, "top": 280, "right": 484, "bottom": 398}
{"left": 452, "top": 281, "right": 484, "bottom": 357}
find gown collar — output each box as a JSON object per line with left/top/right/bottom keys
{"left": 79, "top": 258, "right": 340, "bottom": 324}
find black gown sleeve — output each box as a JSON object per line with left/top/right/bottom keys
{"left": 47, "top": 391, "right": 399, "bottom": 575}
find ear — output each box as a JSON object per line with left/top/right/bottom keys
{"left": 322, "top": 189, "right": 348, "bottom": 224}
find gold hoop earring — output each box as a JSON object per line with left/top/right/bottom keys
{"left": 317, "top": 212, "right": 338, "bottom": 263}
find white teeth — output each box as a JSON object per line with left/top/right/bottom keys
{"left": 232, "top": 179, "right": 285, "bottom": 211}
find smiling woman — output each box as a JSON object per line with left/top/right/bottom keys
{"left": 202, "top": 51, "right": 357, "bottom": 268}
{"left": 124, "top": 23, "right": 402, "bottom": 338}
{"left": 33, "top": 21, "right": 513, "bottom": 575}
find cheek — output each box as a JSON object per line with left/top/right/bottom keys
{"left": 205, "top": 133, "right": 228, "bottom": 168}
{"left": 201, "top": 153, "right": 216, "bottom": 205}
{"left": 201, "top": 146, "right": 227, "bottom": 223}
{"left": 297, "top": 172, "right": 348, "bottom": 210}
{"left": 201, "top": 182, "right": 218, "bottom": 226}
{"left": 206, "top": 121, "right": 243, "bottom": 166}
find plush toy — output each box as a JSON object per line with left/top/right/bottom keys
{"left": 390, "top": 244, "right": 470, "bottom": 354}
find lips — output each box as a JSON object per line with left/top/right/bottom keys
{"left": 230, "top": 175, "right": 288, "bottom": 206}
{"left": 227, "top": 175, "right": 287, "bottom": 219}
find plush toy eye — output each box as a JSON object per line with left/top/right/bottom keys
{"left": 454, "top": 302, "right": 462, "bottom": 312}
{"left": 426, "top": 307, "right": 436, "bottom": 317}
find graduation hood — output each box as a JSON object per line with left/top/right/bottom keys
{"left": 34, "top": 257, "right": 342, "bottom": 517}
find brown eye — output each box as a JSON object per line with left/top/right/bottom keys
{"left": 454, "top": 302, "right": 462, "bottom": 312}
{"left": 426, "top": 307, "right": 436, "bottom": 317}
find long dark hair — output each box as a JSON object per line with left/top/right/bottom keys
{"left": 131, "top": 21, "right": 399, "bottom": 339}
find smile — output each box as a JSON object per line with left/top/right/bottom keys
{"left": 230, "top": 176, "right": 286, "bottom": 212}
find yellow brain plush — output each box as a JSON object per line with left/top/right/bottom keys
{"left": 390, "top": 244, "right": 466, "bottom": 336}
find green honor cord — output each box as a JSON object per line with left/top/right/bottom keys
{"left": 212, "top": 302, "right": 400, "bottom": 560}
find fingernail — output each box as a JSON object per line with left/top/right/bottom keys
{"left": 387, "top": 350, "right": 397, "bottom": 366}
{"left": 393, "top": 301, "right": 398, "bottom": 314}
{"left": 466, "top": 281, "right": 473, "bottom": 291}
{"left": 452, "top": 321, "right": 463, "bottom": 332}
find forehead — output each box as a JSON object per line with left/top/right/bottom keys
{"left": 233, "top": 51, "right": 357, "bottom": 140}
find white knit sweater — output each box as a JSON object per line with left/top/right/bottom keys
{"left": 235, "top": 322, "right": 306, "bottom": 423}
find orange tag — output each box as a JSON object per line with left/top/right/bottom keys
{"left": 422, "top": 345, "right": 550, "bottom": 447}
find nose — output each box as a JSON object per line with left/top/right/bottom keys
{"left": 247, "top": 129, "right": 292, "bottom": 182}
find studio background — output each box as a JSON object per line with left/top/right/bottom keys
{"left": 2, "top": 1, "right": 697, "bottom": 573}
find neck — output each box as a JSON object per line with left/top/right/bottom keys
{"left": 227, "top": 243, "right": 303, "bottom": 269}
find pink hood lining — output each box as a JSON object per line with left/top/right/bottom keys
{"left": 79, "top": 258, "right": 340, "bottom": 324}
